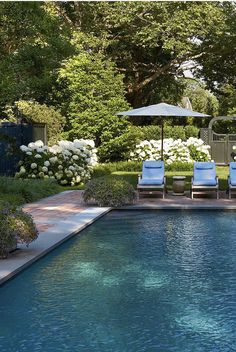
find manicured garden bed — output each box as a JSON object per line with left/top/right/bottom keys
{"left": 0, "top": 165, "right": 229, "bottom": 211}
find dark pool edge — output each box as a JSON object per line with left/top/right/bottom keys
{"left": 0, "top": 208, "right": 111, "bottom": 286}
{"left": 118, "top": 204, "right": 236, "bottom": 210}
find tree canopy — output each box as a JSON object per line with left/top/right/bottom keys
{"left": 1, "top": 1, "right": 236, "bottom": 157}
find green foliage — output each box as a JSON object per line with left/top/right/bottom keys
{"left": 197, "top": 3, "right": 236, "bottom": 91}
{"left": 0, "top": 205, "right": 38, "bottom": 258}
{"left": 83, "top": 176, "right": 136, "bottom": 207}
{"left": 92, "top": 161, "right": 193, "bottom": 179}
{"left": 5, "top": 100, "right": 66, "bottom": 144}
{"left": 0, "top": 177, "right": 60, "bottom": 204}
{"left": 0, "top": 2, "right": 72, "bottom": 107}
{"left": 98, "top": 127, "right": 143, "bottom": 162}
{"left": 73, "top": 2, "right": 223, "bottom": 107}
{"left": 97, "top": 125, "right": 200, "bottom": 163}
{"left": 58, "top": 33, "right": 130, "bottom": 144}
{"left": 183, "top": 81, "right": 219, "bottom": 127}
{"left": 184, "top": 126, "right": 199, "bottom": 139}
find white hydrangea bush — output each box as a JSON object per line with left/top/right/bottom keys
{"left": 130, "top": 138, "right": 211, "bottom": 164}
{"left": 16, "top": 139, "right": 98, "bottom": 186}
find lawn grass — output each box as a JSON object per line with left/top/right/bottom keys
{"left": 111, "top": 166, "right": 229, "bottom": 191}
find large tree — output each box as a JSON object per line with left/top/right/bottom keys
{"left": 58, "top": 2, "right": 224, "bottom": 107}
{"left": 0, "top": 2, "right": 72, "bottom": 109}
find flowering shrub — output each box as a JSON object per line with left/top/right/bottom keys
{"left": 129, "top": 138, "right": 211, "bottom": 164}
{"left": 185, "top": 137, "right": 211, "bottom": 162}
{"left": 16, "top": 139, "right": 98, "bottom": 186}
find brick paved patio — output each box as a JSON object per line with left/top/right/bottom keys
{"left": 22, "top": 190, "right": 236, "bottom": 234}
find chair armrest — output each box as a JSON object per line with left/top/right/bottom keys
{"left": 216, "top": 176, "right": 219, "bottom": 185}
{"left": 138, "top": 174, "right": 142, "bottom": 183}
{"left": 163, "top": 176, "right": 166, "bottom": 185}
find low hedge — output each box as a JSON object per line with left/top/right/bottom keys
{"left": 92, "top": 161, "right": 194, "bottom": 178}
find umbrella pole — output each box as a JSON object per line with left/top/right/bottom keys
{"left": 161, "top": 119, "right": 164, "bottom": 160}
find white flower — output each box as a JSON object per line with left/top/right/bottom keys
{"left": 44, "top": 161, "right": 50, "bottom": 167}
{"left": 19, "top": 166, "right": 26, "bottom": 174}
{"left": 26, "top": 151, "right": 32, "bottom": 156}
{"left": 60, "top": 180, "right": 68, "bottom": 185}
{"left": 34, "top": 140, "right": 44, "bottom": 147}
{"left": 38, "top": 172, "right": 44, "bottom": 178}
{"left": 31, "top": 163, "right": 37, "bottom": 169}
{"left": 49, "top": 156, "right": 58, "bottom": 163}
{"left": 20, "top": 145, "right": 29, "bottom": 152}
{"left": 35, "top": 154, "right": 42, "bottom": 159}
{"left": 72, "top": 155, "right": 79, "bottom": 160}
{"left": 42, "top": 166, "right": 48, "bottom": 172}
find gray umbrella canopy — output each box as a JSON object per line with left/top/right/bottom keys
{"left": 117, "top": 102, "right": 209, "bottom": 117}
{"left": 117, "top": 102, "right": 210, "bottom": 159}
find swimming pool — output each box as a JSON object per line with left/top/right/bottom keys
{"left": 0, "top": 210, "right": 236, "bottom": 352}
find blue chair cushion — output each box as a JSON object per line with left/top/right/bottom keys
{"left": 139, "top": 177, "right": 164, "bottom": 185}
{"left": 195, "top": 163, "right": 214, "bottom": 170}
{"left": 144, "top": 161, "right": 163, "bottom": 169}
{"left": 193, "top": 179, "right": 217, "bottom": 186}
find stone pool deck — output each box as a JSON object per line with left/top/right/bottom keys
{"left": 1, "top": 189, "right": 236, "bottom": 285}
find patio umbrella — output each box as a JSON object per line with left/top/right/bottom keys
{"left": 117, "top": 102, "right": 210, "bottom": 160}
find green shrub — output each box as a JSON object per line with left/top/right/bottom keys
{"left": 184, "top": 125, "right": 199, "bottom": 139}
{"left": 83, "top": 176, "right": 136, "bottom": 207}
{"left": 0, "top": 206, "right": 38, "bottom": 258}
{"left": 165, "top": 161, "right": 193, "bottom": 171}
{"left": 92, "top": 161, "right": 142, "bottom": 178}
{"left": 98, "top": 127, "right": 143, "bottom": 162}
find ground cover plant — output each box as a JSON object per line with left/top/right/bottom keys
{"left": 0, "top": 177, "right": 61, "bottom": 209}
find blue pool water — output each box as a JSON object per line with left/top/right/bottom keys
{"left": 0, "top": 210, "right": 236, "bottom": 352}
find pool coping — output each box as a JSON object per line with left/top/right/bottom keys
{"left": 0, "top": 207, "right": 111, "bottom": 286}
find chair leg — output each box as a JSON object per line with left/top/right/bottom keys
{"left": 216, "top": 189, "right": 219, "bottom": 200}
{"left": 229, "top": 189, "right": 231, "bottom": 199}
{"left": 163, "top": 189, "right": 165, "bottom": 199}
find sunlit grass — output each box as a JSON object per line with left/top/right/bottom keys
{"left": 111, "top": 166, "right": 228, "bottom": 191}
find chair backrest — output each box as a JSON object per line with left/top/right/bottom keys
{"left": 194, "top": 162, "right": 216, "bottom": 180}
{"left": 142, "top": 160, "right": 164, "bottom": 179}
{"left": 229, "top": 162, "right": 236, "bottom": 181}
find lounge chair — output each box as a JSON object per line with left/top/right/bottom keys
{"left": 137, "top": 160, "right": 166, "bottom": 199}
{"left": 228, "top": 162, "right": 236, "bottom": 199}
{"left": 191, "top": 162, "right": 219, "bottom": 199}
